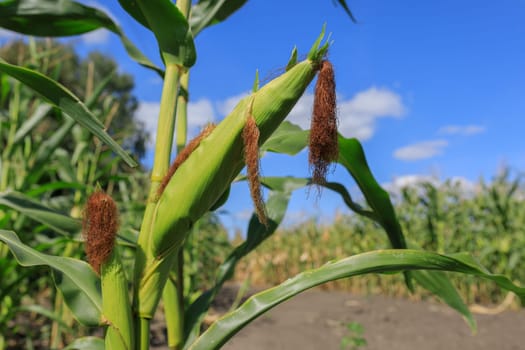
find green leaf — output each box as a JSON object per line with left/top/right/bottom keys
{"left": 308, "top": 24, "right": 329, "bottom": 61}
{"left": 0, "top": 0, "right": 116, "bottom": 36}
{"left": 184, "top": 188, "right": 295, "bottom": 347}
{"left": 261, "top": 176, "right": 376, "bottom": 222}
{"left": 190, "top": 0, "right": 248, "bottom": 36}
{"left": 189, "top": 249, "right": 525, "bottom": 350}
{"left": 412, "top": 270, "right": 476, "bottom": 331}
{"left": 136, "top": 0, "right": 196, "bottom": 67}
{"left": 285, "top": 46, "right": 298, "bottom": 71}
{"left": 322, "top": 181, "right": 376, "bottom": 219}
{"left": 0, "top": 191, "right": 81, "bottom": 235}
{"left": 0, "top": 59, "right": 137, "bottom": 167}
{"left": 0, "top": 0, "right": 163, "bottom": 76}
{"left": 25, "top": 181, "right": 85, "bottom": 198}
{"left": 13, "top": 103, "right": 52, "bottom": 143}
{"left": 259, "top": 174, "right": 469, "bottom": 324}
{"left": 64, "top": 337, "right": 104, "bottom": 350}
{"left": 119, "top": 34, "right": 165, "bottom": 76}
{"left": 261, "top": 121, "right": 309, "bottom": 156}
{"left": 337, "top": 136, "right": 412, "bottom": 289}
{"left": 0, "top": 230, "right": 102, "bottom": 326}
{"left": 17, "top": 304, "right": 73, "bottom": 331}
{"left": 338, "top": 136, "right": 406, "bottom": 250}
{"left": 30, "top": 118, "right": 76, "bottom": 180}
{"left": 260, "top": 177, "right": 475, "bottom": 331}
{"left": 118, "top": 0, "right": 150, "bottom": 29}
{"left": 333, "top": 0, "right": 357, "bottom": 22}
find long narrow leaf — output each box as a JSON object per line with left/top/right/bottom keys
{"left": 13, "top": 103, "right": 52, "bottom": 143}
{"left": 333, "top": 0, "right": 357, "bottom": 22}
{"left": 190, "top": 0, "right": 248, "bottom": 36}
{"left": 259, "top": 177, "right": 473, "bottom": 326}
{"left": 338, "top": 136, "right": 406, "bottom": 250}
{"left": 118, "top": 0, "right": 150, "bottom": 30}
{"left": 136, "top": 0, "right": 196, "bottom": 67}
{"left": 184, "top": 189, "right": 294, "bottom": 347}
{"left": 0, "top": 0, "right": 163, "bottom": 75}
{"left": 260, "top": 121, "right": 308, "bottom": 156}
{"left": 0, "top": 230, "right": 102, "bottom": 326}
{"left": 0, "top": 59, "right": 137, "bottom": 167}
{"left": 64, "top": 337, "right": 104, "bottom": 350}
{"left": 0, "top": 191, "right": 81, "bottom": 235}
{"left": 189, "top": 249, "right": 525, "bottom": 350}
{"left": 261, "top": 125, "right": 408, "bottom": 251}
{"left": 16, "top": 304, "right": 73, "bottom": 331}
{"left": 0, "top": 0, "right": 115, "bottom": 35}
{"left": 411, "top": 270, "right": 475, "bottom": 330}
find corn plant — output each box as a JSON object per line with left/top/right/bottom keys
{"left": 0, "top": 1, "right": 524, "bottom": 350}
{"left": 0, "top": 36, "right": 150, "bottom": 348}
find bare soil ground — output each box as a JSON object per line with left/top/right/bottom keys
{"left": 219, "top": 289, "right": 525, "bottom": 350}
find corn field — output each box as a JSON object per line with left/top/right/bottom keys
{"left": 0, "top": 1, "right": 523, "bottom": 350}
{"left": 237, "top": 171, "right": 525, "bottom": 305}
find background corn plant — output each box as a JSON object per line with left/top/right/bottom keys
{"left": 0, "top": 36, "right": 150, "bottom": 348}
{"left": 237, "top": 169, "right": 525, "bottom": 305}
{"left": 0, "top": 1, "right": 524, "bottom": 350}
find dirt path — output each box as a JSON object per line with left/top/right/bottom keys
{"left": 220, "top": 290, "right": 525, "bottom": 350}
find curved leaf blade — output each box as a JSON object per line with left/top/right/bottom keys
{"left": 0, "top": 0, "right": 163, "bottom": 76}
{"left": 0, "top": 230, "right": 102, "bottom": 326}
{"left": 190, "top": 0, "right": 247, "bottom": 36}
{"left": 260, "top": 121, "right": 308, "bottom": 156}
{"left": 64, "top": 337, "right": 104, "bottom": 350}
{"left": 0, "top": 59, "right": 137, "bottom": 167}
{"left": 136, "top": 0, "right": 196, "bottom": 67}
{"left": 411, "top": 270, "right": 475, "bottom": 330}
{"left": 338, "top": 136, "right": 406, "bottom": 249}
{"left": 334, "top": 0, "right": 357, "bottom": 22}
{"left": 261, "top": 177, "right": 472, "bottom": 326}
{"left": 17, "top": 304, "right": 73, "bottom": 331}
{"left": 184, "top": 189, "right": 294, "bottom": 346}
{"left": 13, "top": 103, "right": 52, "bottom": 143}
{"left": 0, "top": 0, "right": 116, "bottom": 36}
{"left": 189, "top": 249, "right": 525, "bottom": 350}
{"left": 0, "top": 191, "right": 81, "bottom": 235}
{"left": 118, "top": 0, "right": 150, "bottom": 29}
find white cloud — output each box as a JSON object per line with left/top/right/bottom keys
{"left": 387, "top": 174, "right": 439, "bottom": 189}
{"left": 187, "top": 98, "right": 216, "bottom": 128}
{"left": 393, "top": 139, "right": 448, "bottom": 161}
{"left": 136, "top": 102, "right": 160, "bottom": 149}
{"left": 81, "top": 29, "right": 110, "bottom": 45}
{"left": 383, "top": 174, "right": 478, "bottom": 198}
{"left": 438, "top": 124, "right": 486, "bottom": 136}
{"left": 287, "top": 87, "right": 405, "bottom": 140}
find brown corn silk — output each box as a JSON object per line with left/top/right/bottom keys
{"left": 157, "top": 123, "right": 216, "bottom": 196}
{"left": 243, "top": 111, "right": 267, "bottom": 226}
{"left": 83, "top": 191, "right": 119, "bottom": 275}
{"left": 309, "top": 60, "right": 338, "bottom": 186}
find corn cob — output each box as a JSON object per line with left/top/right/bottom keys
{"left": 134, "top": 29, "right": 330, "bottom": 319}
{"left": 83, "top": 191, "right": 134, "bottom": 349}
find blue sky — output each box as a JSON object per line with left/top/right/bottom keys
{"left": 1, "top": 1, "right": 524, "bottom": 232}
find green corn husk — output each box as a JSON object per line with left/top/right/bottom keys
{"left": 135, "top": 30, "right": 330, "bottom": 319}
{"left": 102, "top": 250, "right": 134, "bottom": 350}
